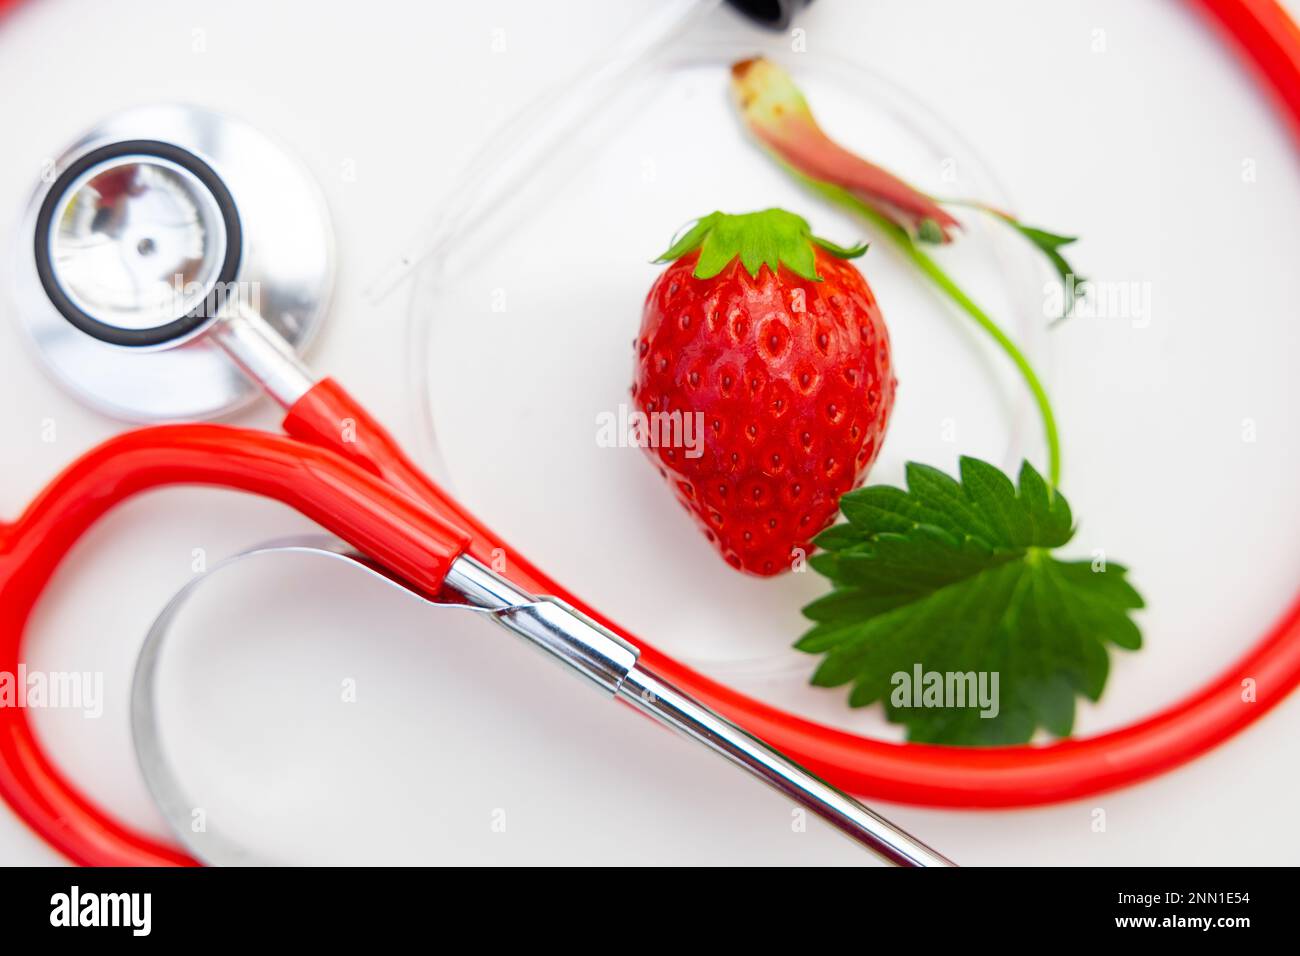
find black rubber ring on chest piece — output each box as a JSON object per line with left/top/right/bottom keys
{"left": 34, "top": 139, "right": 244, "bottom": 348}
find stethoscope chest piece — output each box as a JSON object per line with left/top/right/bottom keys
{"left": 12, "top": 105, "right": 334, "bottom": 421}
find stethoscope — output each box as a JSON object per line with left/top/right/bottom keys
{"left": 1, "top": 103, "right": 951, "bottom": 867}
{"left": 6, "top": 0, "right": 1300, "bottom": 868}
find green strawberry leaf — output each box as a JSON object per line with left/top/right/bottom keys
{"left": 798, "top": 457, "right": 1143, "bottom": 746}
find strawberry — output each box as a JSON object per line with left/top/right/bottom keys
{"left": 632, "top": 209, "right": 896, "bottom": 576}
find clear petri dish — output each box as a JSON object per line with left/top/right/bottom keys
{"left": 407, "top": 37, "right": 1049, "bottom": 725}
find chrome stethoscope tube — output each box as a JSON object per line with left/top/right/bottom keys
{"left": 444, "top": 556, "right": 955, "bottom": 867}
{"left": 618, "top": 669, "right": 951, "bottom": 867}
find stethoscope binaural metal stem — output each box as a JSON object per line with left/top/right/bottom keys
{"left": 210, "top": 301, "right": 317, "bottom": 407}
{"left": 444, "top": 554, "right": 954, "bottom": 866}
{"left": 617, "top": 668, "right": 952, "bottom": 866}
{"left": 197, "top": 305, "right": 953, "bottom": 866}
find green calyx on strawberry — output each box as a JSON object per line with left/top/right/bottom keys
{"left": 655, "top": 208, "right": 868, "bottom": 281}
{"left": 634, "top": 208, "right": 895, "bottom": 576}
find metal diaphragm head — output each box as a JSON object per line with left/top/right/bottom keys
{"left": 12, "top": 106, "right": 333, "bottom": 421}
{"left": 42, "top": 149, "right": 235, "bottom": 344}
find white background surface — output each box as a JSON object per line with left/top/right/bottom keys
{"left": 0, "top": 0, "right": 1298, "bottom": 865}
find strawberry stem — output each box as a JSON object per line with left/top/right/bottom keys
{"left": 794, "top": 170, "right": 1062, "bottom": 487}
{"left": 906, "top": 239, "right": 1062, "bottom": 488}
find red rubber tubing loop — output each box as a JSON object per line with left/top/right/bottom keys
{"left": 0, "top": 417, "right": 471, "bottom": 865}
{"left": 0, "top": 0, "right": 1298, "bottom": 865}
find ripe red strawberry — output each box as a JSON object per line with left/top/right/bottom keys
{"left": 632, "top": 209, "right": 896, "bottom": 576}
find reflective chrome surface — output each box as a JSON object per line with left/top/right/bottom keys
{"left": 619, "top": 667, "right": 954, "bottom": 867}
{"left": 446, "top": 555, "right": 640, "bottom": 694}
{"left": 210, "top": 300, "right": 317, "bottom": 408}
{"left": 447, "top": 555, "right": 952, "bottom": 865}
{"left": 49, "top": 155, "right": 228, "bottom": 334}
{"left": 12, "top": 105, "right": 334, "bottom": 421}
{"left": 130, "top": 538, "right": 502, "bottom": 866}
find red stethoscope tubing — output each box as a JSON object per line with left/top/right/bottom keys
{"left": 1, "top": 0, "right": 1297, "bottom": 867}
{"left": 0, "top": 406, "right": 472, "bottom": 867}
